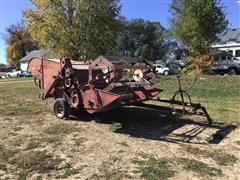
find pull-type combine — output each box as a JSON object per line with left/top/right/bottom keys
{"left": 28, "top": 56, "right": 212, "bottom": 125}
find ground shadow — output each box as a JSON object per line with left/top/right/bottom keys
{"left": 69, "top": 105, "right": 237, "bottom": 145}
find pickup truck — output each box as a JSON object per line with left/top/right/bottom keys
{"left": 154, "top": 64, "right": 170, "bottom": 75}
{"left": 6, "top": 69, "right": 22, "bottom": 77}
{"left": 211, "top": 53, "right": 240, "bottom": 75}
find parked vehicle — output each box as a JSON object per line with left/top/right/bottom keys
{"left": 211, "top": 52, "right": 240, "bottom": 75}
{"left": 154, "top": 64, "right": 169, "bottom": 75}
{"left": 168, "top": 63, "right": 181, "bottom": 75}
{"left": 166, "top": 59, "right": 187, "bottom": 69}
{"left": 155, "top": 58, "right": 187, "bottom": 75}
{"left": 21, "top": 71, "right": 32, "bottom": 77}
{"left": 0, "top": 72, "right": 7, "bottom": 78}
{"left": 6, "top": 69, "right": 22, "bottom": 77}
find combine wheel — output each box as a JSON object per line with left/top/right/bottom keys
{"left": 54, "top": 98, "right": 69, "bottom": 119}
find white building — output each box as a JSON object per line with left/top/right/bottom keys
{"left": 212, "top": 28, "right": 240, "bottom": 60}
{"left": 19, "top": 49, "right": 52, "bottom": 71}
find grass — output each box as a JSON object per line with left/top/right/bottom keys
{"left": 44, "top": 123, "right": 80, "bottom": 135}
{"left": 0, "top": 75, "right": 239, "bottom": 123}
{"left": 0, "top": 82, "right": 47, "bottom": 117}
{"left": 133, "top": 154, "right": 176, "bottom": 180}
{"left": 154, "top": 75, "right": 240, "bottom": 123}
{"left": 25, "top": 140, "right": 41, "bottom": 150}
{"left": 56, "top": 165, "right": 80, "bottom": 179}
{"left": 12, "top": 150, "right": 63, "bottom": 173}
{"left": 183, "top": 145, "right": 238, "bottom": 166}
{"left": 0, "top": 144, "right": 18, "bottom": 162}
{"left": 178, "top": 158, "right": 222, "bottom": 177}
{"left": 0, "top": 76, "right": 239, "bottom": 178}
{"left": 134, "top": 153, "right": 222, "bottom": 179}
{"left": 0, "top": 77, "right": 33, "bottom": 82}
{"left": 90, "top": 171, "right": 125, "bottom": 180}
{"left": 18, "top": 169, "right": 31, "bottom": 180}
{"left": 74, "top": 137, "right": 88, "bottom": 146}
{"left": 109, "top": 122, "right": 123, "bottom": 132}
{"left": 212, "top": 153, "right": 238, "bottom": 166}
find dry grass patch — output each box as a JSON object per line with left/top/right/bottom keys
{"left": 178, "top": 158, "right": 222, "bottom": 177}
{"left": 73, "top": 137, "right": 88, "bottom": 146}
{"left": 0, "top": 144, "right": 18, "bottom": 162}
{"left": 133, "top": 153, "right": 224, "bottom": 179}
{"left": 183, "top": 145, "right": 238, "bottom": 166}
{"left": 133, "top": 154, "right": 176, "bottom": 180}
{"left": 12, "top": 150, "right": 63, "bottom": 173}
{"left": 90, "top": 155, "right": 127, "bottom": 180}
{"left": 44, "top": 123, "right": 81, "bottom": 135}
{"left": 25, "top": 140, "right": 41, "bottom": 150}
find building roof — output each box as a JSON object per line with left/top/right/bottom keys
{"left": 19, "top": 49, "right": 52, "bottom": 63}
{"left": 103, "top": 56, "right": 139, "bottom": 63}
{"left": 217, "top": 28, "right": 240, "bottom": 44}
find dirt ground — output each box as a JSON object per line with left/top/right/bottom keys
{"left": 0, "top": 100, "right": 239, "bottom": 179}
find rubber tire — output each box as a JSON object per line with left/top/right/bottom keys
{"left": 54, "top": 98, "right": 69, "bottom": 119}
{"left": 163, "top": 70, "right": 169, "bottom": 76}
{"left": 228, "top": 68, "right": 236, "bottom": 75}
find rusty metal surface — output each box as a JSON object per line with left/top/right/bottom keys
{"left": 27, "top": 55, "right": 212, "bottom": 124}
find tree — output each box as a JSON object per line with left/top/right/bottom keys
{"left": 5, "top": 21, "right": 38, "bottom": 68}
{"left": 170, "top": 0, "right": 228, "bottom": 55}
{"left": 116, "top": 18, "right": 167, "bottom": 61}
{"left": 24, "top": 0, "right": 121, "bottom": 60}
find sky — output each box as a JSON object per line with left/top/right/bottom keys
{"left": 0, "top": 0, "right": 239, "bottom": 64}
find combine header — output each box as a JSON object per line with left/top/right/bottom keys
{"left": 28, "top": 56, "right": 212, "bottom": 125}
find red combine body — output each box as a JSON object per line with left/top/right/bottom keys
{"left": 28, "top": 56, "right": 212, "bottom": 125}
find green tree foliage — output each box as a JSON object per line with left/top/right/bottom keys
{"left": 24, "top": 0, "right": 121, "bottom": 60}
{"left": 116, "top": 18, "right": 167, "bottom": 61}
{"left": 170, "top": 0, "right": 228, "bottom": 55}
{"left": 5, "top": 21, "right": 38, "bottom": 68}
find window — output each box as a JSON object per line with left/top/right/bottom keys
{"left": 227, "top": 56, "right": 232, "bottom": 60}
{"left": 236, "top": 50, "right": 240, "bottom": 57}
{"left": 220, "top": 56, "right": 227, "bottom": 60}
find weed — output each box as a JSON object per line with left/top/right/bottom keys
{"left": 118, "top": 141, "right": 129, "bottom": 147}
{"left": 212, "top": 153, "right": 238, "bottom": 166}
{"left": 36, "top": 175, "right": 43, "bottom": 180}
{"left": 25, "top": 141, "right": 40, "bottom": 150}
{"left": 133, "top": 155, "right": 175, "bottom": 180}
{"left": 178, "top": 158, "right": 222, "bottom": 177}
{"left": 74, "top": 137, "right": 88, "bottom": 146}
{"left": 18, "top": 169, "right": 31, "bottom": 180}
{"left": 0, "top": 145, "right": 17, "bottom": 162}
{"left": 90, "top": 171, "right": 124, "bottom": 180}
{"left": 235, "top": 141, "right": 240, "bottom": 145}
{"left": 13, "top": 127, "right": 23, "bottom": 132}
{"left": 109, "top": 122, "right": 122, "bottom": 132}
{"left": 0, "top": 163, "right": 7, "bottom": 171}
{"left": 183, "top": 145, "right": 238, "bottom": 166}
{"left": 42, "top": 136, "right": 61, "bottom": 144}
{"left": 12, "top": 150, "right": 63, "bottom": 173}
{"left": 56, "top": 165, "right": 80, "bottom": 179}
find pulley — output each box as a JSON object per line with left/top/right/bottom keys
{"left": 132, "top": 69, "right": 144, "bottom": 82}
